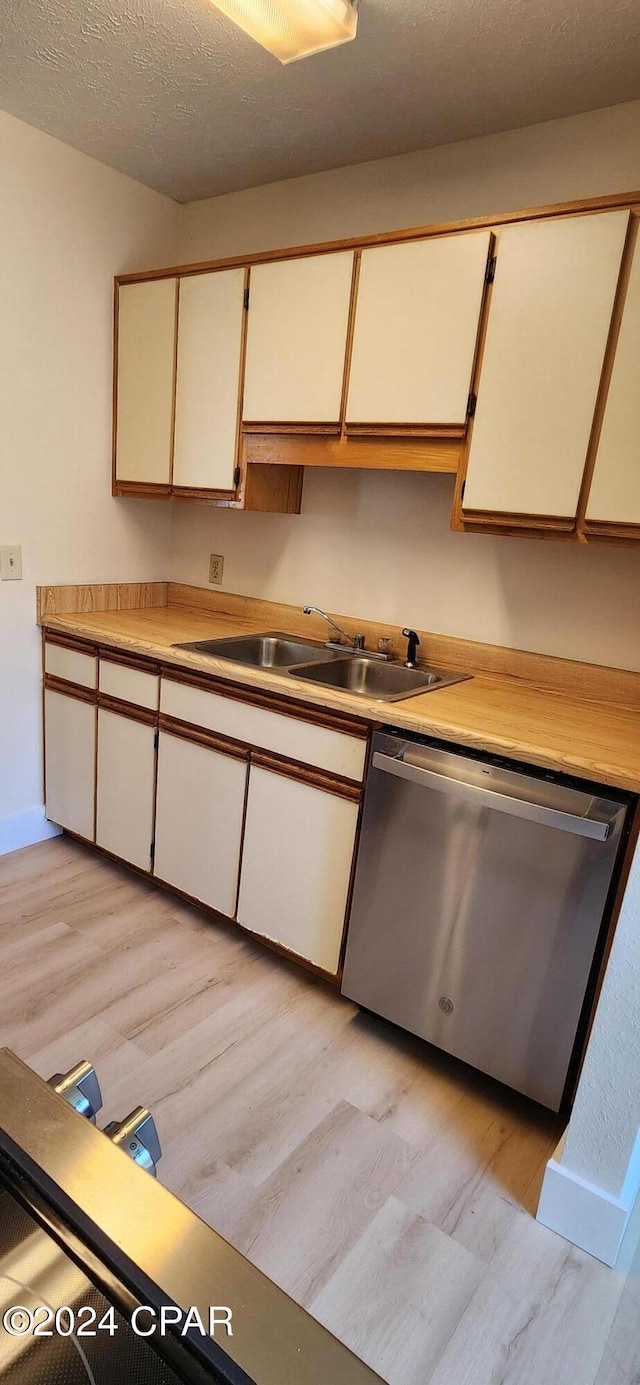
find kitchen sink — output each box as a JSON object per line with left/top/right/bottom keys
{"left": 292, "top": 657, "right": 469, "bottom": 701}
{"left": 173, "top": 631, "right": 469, "bottom": 701}
{"left": 173, "top": 631, "right": 339, "bottom": 669}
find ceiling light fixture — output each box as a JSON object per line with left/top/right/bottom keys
{"left": 210, "top": 0, "right": 358, "bottom": 63}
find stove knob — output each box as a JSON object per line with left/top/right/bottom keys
{"left": 48, "top": 1060, "right": 103, "bottom": 1123}
{"left": 103, "top": 1107, "right": 162, "bottom": 1177}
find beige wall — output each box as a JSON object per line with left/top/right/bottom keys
{"left": 173, "top": 99, "right": 640, "bottom": 672}
{"left": 0, "top": 110, "right": 179, "bottom": 834}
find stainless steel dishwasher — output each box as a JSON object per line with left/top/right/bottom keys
{"left": 341, "top": 730, "right": 631, "bottom": 1110}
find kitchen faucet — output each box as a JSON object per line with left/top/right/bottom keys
{"left": 303, "top": 607, "right": 392, "bottom": 660}
{"left": 303, "top": 606, "right": 366, "bottom": 652}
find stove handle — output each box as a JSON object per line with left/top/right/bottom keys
{"left": 103, "top": 1107, "right": 162, "bottom": 1177}
{"left": 48, "top": 1061, "right": 103, "bottom": 1123}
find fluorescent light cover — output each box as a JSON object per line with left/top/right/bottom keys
{"left": 211, "top": 0, "right": 358, "bottom": 63}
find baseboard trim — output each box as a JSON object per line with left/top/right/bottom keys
{"left": 0, "top": 807, "right": 62, "bottom": 857}
{"left": 537, "top": 1155, "right": 638, "bottom": 1267}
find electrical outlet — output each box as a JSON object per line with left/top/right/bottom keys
{"left": 0, "top": 546, "right": 22, "bottom": 581}
{"left": 209, "top": 554, "right": 224, "bottom": 585}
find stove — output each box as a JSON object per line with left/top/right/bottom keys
{"left": 0, "top": 1049, "right": 381, "bottom": 1384}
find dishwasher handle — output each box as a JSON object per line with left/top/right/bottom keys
{"left": 371, "top": 751, "right": 619, "bottom": 841}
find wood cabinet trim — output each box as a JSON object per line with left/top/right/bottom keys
{"left": 115, "top": 191, "right": 640, "bottom": 286}
{"left": 241, "top": 422, "right": 343, "bottom": 436}
{"left": 583, "top": 519, "right": 640, "bottom": 542}
{"left": 44, "top": 674, "right": 97, "bottom": 705}
{"left": 168, "top": 276, "right": 180, "bottom": 488}
{"left": 338, "top": 249, "right": 362, "bottom": 436}
{"left": 171, "top": 485, "right": 239, "bottom": 502}
{"left": 232, "top": 266, "right": 251, "bottom": 501}
{"left": 459, "top": 509, "right": 576, "bottom": 532}
{"left": 345, "top": 422, "right": 467, "bottom": 439}
{"left": 250, "top": 749, "right": 363, "bottom": 800}
{"left": 98, "top": 648, "right": 161, "bottom": 675}
{"left": 575, "top": 214, "right": 640, "bottom": 536}
{"left": 113, "top": 481, "right": 172, "bottom": 499}
{"left": 159, "top": 713, "right": 249, "bottom": 760}
{"left": 451, "top": 232, "right": 498, "bottom": 528}
{"left": 243, "top": 432, "right": 461, "bottom": 474}
{"left": 160, "top": 666, "right": 370, "bottom": 739}
{"left": 97, "top": 693, "right": 158, "bottom": 727}
{"left": 338, "top": 794, "right": 366, "bottom": 973}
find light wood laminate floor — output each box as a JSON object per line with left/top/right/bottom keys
{"left": 1, "top": 837, "right": 637, "bottom": 1384}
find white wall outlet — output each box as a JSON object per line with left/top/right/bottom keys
{"left": 209, "top": 553, "right": 224, "bottom": 585}
{"left": 0, "top": 546, "right": 23, "bottom": 581}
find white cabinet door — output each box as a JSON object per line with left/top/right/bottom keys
{"left": 45, "top": 690, "right": 96, "bottom": 840}
{"left": 462, "top": 211, "right": 630, "bottom": 518}
{"left": 242, "top": 252, "right": 354, "bottom": 423}
{"left": 95, "top": 710, "right": 156, "bottom": 871}
{"left": 237, "top": 766, "right": 359, "bottom": 973}
{"left": 346, "top": 231, "right": 491, "bottom": 425}
{"left": 115, "top": 278, "right": 177, "bottom": 484}
{"left": 173, "top": 269, "right": 246, "bottom": 491}
{"left": 153, "top": 732, "right": 247, "bottom": 916}
{"left": 586, "top": 233, "right": 640, "bottom": 525}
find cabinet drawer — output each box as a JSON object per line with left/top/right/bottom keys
{"left": 99, "top": 659, "right": 159, "bottom": 710}
{"left": 45, "top": 642, "right": 97, "bottom": 690}
{"left": 160, "top": 678, "right": 367, "bottom": 781}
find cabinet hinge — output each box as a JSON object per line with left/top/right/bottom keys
{"left": 466, "top": 392, "right": 477, "bottom": 418}
{"left": 233, "top": 466, "right": 241, "bottom": 487}
{"left": 461, "top": 480, "right": 466, "bottom": 502}
{"left": 485, "top": 254, "right": 497, "bottom": 284}
{"left": 154, "top": 730, "right": 159, "bottom": 751}
{"left": 150, "top": 838, "right": 156, "bottom": 867}
{"left": 244, "top": 288, "right": 250, "bottom": 310}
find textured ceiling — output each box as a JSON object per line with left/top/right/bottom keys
{"left": 2, "top": 0, "right": 640, "bottom": 202}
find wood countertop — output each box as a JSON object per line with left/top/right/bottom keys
{"left": 39, "top": 591, "right": 640, "bottom": 796}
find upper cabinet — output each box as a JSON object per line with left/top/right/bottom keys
{"left": 114, "top": 278, "right": 178, "bottom": 488}
{"left": 346, "top": 231, "right": 491, "bottom": 428}
{"left": 113, "top": 196, "right": 640, "bottom": 541}
{"left": 114, "top": 270, "right": 301, "bottom": 514}
{"left": 173, "top": 268, "right": 246, "bottom": 494}
{"left": 459, "top": 210, "right": 630, "bottom": 527}
{"left": 584, "top": 228, "right": 640, "bottom": 536}
{"left": 242, "top": 252, "right": 355, "bottom": 425}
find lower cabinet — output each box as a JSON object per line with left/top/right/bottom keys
{"left": 95, "top": 708, "right": 156, "bottom": 871}
{"left": 153, "top": 730, "right": 248, "bottom": 916}
{"left": 44, "top": 688, "right": 96, "bottom": 841}
{"left": 44, "top": 643, "right": 368, "bottom": 979}
{"left": 236, "top": 763, "right": 360, "bottom": 974}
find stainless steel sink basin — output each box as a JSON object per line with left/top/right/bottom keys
{"left": 292, "top": 657, "right": 469, "bottom": 702}
{"left": 173, "top": 631, "right": 338, "bottom": 669}
{"left": 173, "top": 631, "right": 470, "bottom": 702}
